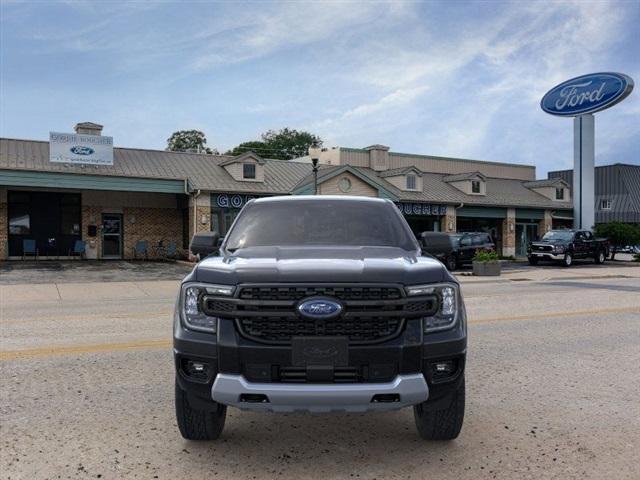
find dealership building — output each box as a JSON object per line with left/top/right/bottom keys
{"left": 1, "top": 123, "right": 577, "bottom": 261}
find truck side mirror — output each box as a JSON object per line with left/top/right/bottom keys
{"left": 190, "top": 231, "right": 220, "bottom": 259}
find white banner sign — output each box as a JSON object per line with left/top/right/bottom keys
{"left": 49, "top": 132, "right": 114, "bottom": 165}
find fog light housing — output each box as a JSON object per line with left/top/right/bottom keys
{"left": 181, "top": 359, "right": 211, "bottom": 382}
{"left": 428, "top": 359, "right": 458, "bottom": 382}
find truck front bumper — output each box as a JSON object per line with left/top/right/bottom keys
{"left": 211, "top": 373, "right": 428, "bottom": 413}
{"left": 529, "top": 252, "right": 564, "bottom": 260}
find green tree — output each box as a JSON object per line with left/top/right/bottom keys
{"left": 594, "top": 222, "right": 640, "bottom": 260}
{"left": 225, "top": 141, "right": 269, "bottom": 157}
{"left": 167, "top": 130, "right": 217, "bottom": 154}
{"left": 226, "top": 128, "right": 322, "bottom": 160}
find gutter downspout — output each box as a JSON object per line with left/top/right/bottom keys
{"left": 452, "top": 202, "right": 464, "bottom": 233}
{"left": 192, "top": 189, "right": 201, "bottom": 238}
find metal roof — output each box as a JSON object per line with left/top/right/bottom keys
{"left": 0, "top": 137, "right": 310, "bottom": 194}
{"left": 523, "top": 178, "right": 567, "bottom": 188}
{"left": 442, "top": 171, "right": 486, "bottom": 182}
{"left": 549, "top": 164, "right": 640, "bottom": 222}
{"left": 0, "top": 137, "right": 573, "bottom": 210}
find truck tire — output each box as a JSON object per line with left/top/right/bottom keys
{"left": 446, "top": 255, "right": 457, "bottom": 271}
{"left": 175, "top": 379, "right": 226, "bottom": 441}
{"left": 595, "top": 250, "right": 606, "bottom": 264}
{"left": 413, "top": 376, "right": 465, "bottom": 440}
{"left": 562, "top": 253, "right": 573, "bottom": 267}
{"left": 528, "top": 256, "right": 538, "bottom": 266}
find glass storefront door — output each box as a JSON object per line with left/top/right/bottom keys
{"left": 102, "top": 214, "right": 123, "bottom": 259}
{"left": 516, "top": 223, "right": 538, "bottom": 257}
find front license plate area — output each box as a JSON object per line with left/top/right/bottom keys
{"left": 292, "top": 336, "right": 348, "bottom": 367}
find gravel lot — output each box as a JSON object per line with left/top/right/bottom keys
{"left": 1, "top": 263, "right": 639, "bottom": 479}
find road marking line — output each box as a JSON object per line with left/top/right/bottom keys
{"left": 0, "top": 311, "right": 171, "bottom": 322}
{"left": 2, "top": 306, "right": 639, "bottom": 361}
{"left": 471, "top": 306, "right": 640, "bottom": 324}
{"left": 0, "top": 339, "right": 172, "bottom": 361}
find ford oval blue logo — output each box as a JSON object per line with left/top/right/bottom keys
{"left": 541, "top": 72, "right": 634, "bottom": 117}
{"left": 70, "top": 146, "right": 95, "bottom": 155}
{"left": 298, "top": 298, "right": 343, "bottom": 319}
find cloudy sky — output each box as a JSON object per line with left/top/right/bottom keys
{"left": 1, "top": 0, "right": 638, "bottom": 176}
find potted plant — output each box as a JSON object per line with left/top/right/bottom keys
{"left": 472, "top": 250, "right": 501, "bottom": 276}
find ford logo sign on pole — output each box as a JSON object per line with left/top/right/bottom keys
{"left": 298, "top": 298, "right": 343, "bottom": 319}
{"left": 541, "top": 72, "right": 634, "bottom": 230}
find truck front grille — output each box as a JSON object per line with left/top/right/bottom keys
{"left": 202, "top": 283, "right": 438, "bottom": 345}
{"left": 237, "top": 315, "right": 403, "bottom": 344}
{"left": 237, "top": 285, "right": 403, "bottom": 301}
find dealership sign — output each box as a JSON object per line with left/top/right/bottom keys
{"left": 49, "top": 132, "right": 114, "bottom": 165}
{"left": 396, "top": 203, "right": 447, "bottom": 216}
{"left": 540, "top": 72, "right": 634, "bottom": 116}
{"left": 213, "top": 193, "right": 260, "bottom": 209}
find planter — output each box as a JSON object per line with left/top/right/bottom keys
{"left": 472, "top": 260, "right": 501, "bottom": 276}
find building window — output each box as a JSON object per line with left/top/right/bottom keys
{"left": 406, "top": 174, "right": 417, "bottom": 190}
{"left": 338, "top": 177, "right": 352, "bottom": 193}
{"left": 600, "top": 199, "right": 612, "bottom": 210}
{"left": 471, "top": 180, "right": 481, "bottom": 194}
{"left": 8, "top": 192, "right": 30, "bottom": 234}
{"left": 555, "top": 188, "right": 564, "bottom": 200}
{"left": 243, "top": 163, "right": 256, "bottom": 179}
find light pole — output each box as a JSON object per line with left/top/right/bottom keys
{"left": 308, "top": 144, "right": 321, "bottom": 195}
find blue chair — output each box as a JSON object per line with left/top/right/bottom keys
{"left": 133, "top": 240, "right": 149, "bottom": 260}
{"left": 166, "top": 240, "right": 177, "bottom": 259}
{"left": 22, "top": 239, "right": 38, "bottom": 261}
{"left": 68, "top": 240, "right": 86, "bottom": 260}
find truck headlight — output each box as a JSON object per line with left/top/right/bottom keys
{"left": 181, "top": 283, "right": 232, "bottom": 333}
{"left": 407, "top": 283, "right": 460, "bottom": 333}
{"left": 554, "top": 245, "right": 565, "bottom": 253}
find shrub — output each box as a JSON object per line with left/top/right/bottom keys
{"left": 594, "top": 222, "right": 640, "bottom": 260}
{"left": 473, "top": 250, "right": 499, "bottom": 262}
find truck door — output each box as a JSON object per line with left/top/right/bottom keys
{"left": 573, "top": 232, "right": 587, "bottom": 258}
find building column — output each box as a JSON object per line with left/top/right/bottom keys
{"left": 444, "top": 205, "right": 457, "bottom": 233}
{"left": 81, "top": 203, "right": 103, "bottom": 260}
{"left": 539, "top": 210, "right": 553, "bottom": 239}
{"left": 0, "top": 189, "right": 7, "bottom": 260}
{"left": 188, "top": 192, "right": 211, "bottom": 241}
{"left": 502, "top": 208, "right": 516, "bottom": 257}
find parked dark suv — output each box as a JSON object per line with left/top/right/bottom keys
{"left": 175, "top": 196, "right": 467, "bottom": 441}
{"left": 419, "top": 231, "right": 495, "bottom": 270}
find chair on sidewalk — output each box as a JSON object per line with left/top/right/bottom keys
{"left": 22, "top": 239, "right": 38, "bottom": 261}
{"left": 166, "top": 240, "right": 177, "bottom": 259}
{"left": 68, "top": 240, "right": 86, "bottom": 260}
{"left": 133, "top": 240, "right": 149, "bottom": 260}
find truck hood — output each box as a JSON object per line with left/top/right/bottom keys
{"left": 194, "top": 246, "right": 449, "bottom": 285}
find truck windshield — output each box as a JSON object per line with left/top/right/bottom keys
{"left": 225, "top": 200, "right": 417, "bottom": 251}
{"left": 542, "top": 231, "right": 574, "bottom": 241}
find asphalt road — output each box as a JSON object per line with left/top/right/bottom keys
{"left": 1, "top": 271, "right": 639, "bottom": 479}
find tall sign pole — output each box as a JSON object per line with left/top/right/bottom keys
{"left": 541, "top": 72, "right": 633, "bottom": 230}
{"left": 573, "top": 114, "right": 594, "bottom": 229}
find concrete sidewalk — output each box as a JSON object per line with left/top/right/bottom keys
{"left": 456, "top": 263, "right": 640, "bottom": 284}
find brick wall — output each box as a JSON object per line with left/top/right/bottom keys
{"left": 123, "top": 206, "right": 183, "bottom": 259}
{"left": 81, "top": 205, "right": 103, "bottom": 259}
{"left": 444, "top": 205, "right": 457, "bottom": 233}
{"left": 502, "top": 208, "right": 516, "bottom": 257}
{"left": 539, "top": 210, "right": 553, "bottom": 237}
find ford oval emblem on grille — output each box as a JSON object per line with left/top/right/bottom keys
{"left": 297, "top": 298, "right": 343, "bottom": 319}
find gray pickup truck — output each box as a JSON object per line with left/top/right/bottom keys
{"left": 174, "top": 196, "right": 467, "bottom": 441}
